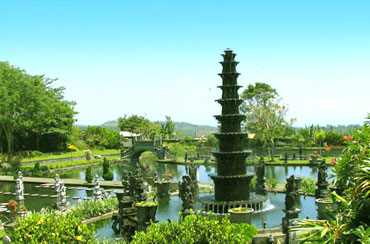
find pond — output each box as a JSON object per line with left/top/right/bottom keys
{"left": 93, "top": 193, "right": 318, "bottom": 240}
{"left": 53, "top": 158, "right": 334, "bottom": 184}
{"left": 0, "top": 157, "right": 332, "bottom": 240}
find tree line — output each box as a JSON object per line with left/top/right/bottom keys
{"left": 0, "top": 62, "right": 361, "bottom": 164}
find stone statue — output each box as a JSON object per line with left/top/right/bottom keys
{"left": 56, "top": 181, "right": 70, "bottom": 211}
{"left": 254, "top": 156, "right": 267, "bottom": 195}
{"left": 285, "top": 175, "right": 297, "bottom": 211}
{"left": 315, "top": 159, "right": 329, "bottom": 199}
{"left": 54, "top": 174, "right": 60, "bottom": 193}
{"left": 94, "top": 174, "right": 103, "bottom": 200}
{"left": 254, "top": 156, "right": 265, "bottom": 179}
{"left": 179, "top": 175, "right": 195, "bottom": 213}
{"left": 15, "top": 171, "right": 24, "bottom": 201}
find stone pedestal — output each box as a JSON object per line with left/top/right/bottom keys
{"left": 228, "top": 208, "right": 254, "bottom": 224}
{"left": 282, "top": 209, "right": 301, "bottom": 244}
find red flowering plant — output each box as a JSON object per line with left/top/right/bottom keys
{"left": 308, "top": 151, "right": 320, "bottom": 158}
{"left": 7, "top": 200, "right": 27, "bottom": 216}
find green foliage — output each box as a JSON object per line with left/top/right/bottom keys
{"left": 135, "top": 201, "right": 158, "bottom": 207}
{"left": 168, "top": 143, "right": 185, "bottom": 160}
{"left": 0, "top": 62, "right": 76, "bottom": 161}
{"left": 82, "top": 126, "right": 121, "bottom": 149}
{"left": 153, "top": 115, "right": 176, "bottom": 139}
{"left": 130, "top": 214, "right": 258, "bottom": 244}
{"left": 30, "top": 150, "right": 43, "bottom": 157}
{"left": 67, "top": 198, "right": 118, "bottom": 220}
{"left": 102, "top": 157, "right": 114, "bottom": 181}
{"left": 266, "top": 178, "right": 278, "bottom": 190}
{"left": 118, "top": 115, "right": 153, "bottom": 139}
{"left": 85, "top": 166, "right": 93, "bottom": 183}
{"left": 241, "top": 82, "right": 291, "bottom": 160}
{"left": 249, "top": 177, "right": 257, "bottom": 191}
{"left": 300, "top": 177, "right": 316, "bottom": 194}
{"left": 296, "top": 123, "right": 370, "bottom": 243}
{"left": 10, "top": 210, "right": 95, "bottom": 243}
{"left": 32, "top": 162, "right": 42, "bottom": 177}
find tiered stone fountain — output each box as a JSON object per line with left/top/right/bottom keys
{"left": 199, "top": 49, "right": 267, "bottom": 214}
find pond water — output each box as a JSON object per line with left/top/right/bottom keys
{"left": 53, "top": 158, "right": 334, "bottom": 184}
{"left": 0, "top": 157, "right": 333, "bottom": 240}
{"left": 93, "top": 193, "right": 318, "bottom": 240}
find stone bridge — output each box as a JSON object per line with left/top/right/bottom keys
{"left": 121, "top": 140, "right": 168, "bottom": 161}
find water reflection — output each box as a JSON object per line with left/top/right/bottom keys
{"left": 54, "top": 158, "right": 333, "bottom": 184}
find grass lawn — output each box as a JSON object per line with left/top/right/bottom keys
{"left": 20, "top": 155, "right": 120, "bottom": 172}
{"left": 20, "top": 149, "right": 120, "bottom": 162}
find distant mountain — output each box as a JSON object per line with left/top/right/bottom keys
{"left": 173, "top": 122, "right": 217, "bottom": 137}
{"left": 98, "top": 120, "right": 217, "bottom": 137}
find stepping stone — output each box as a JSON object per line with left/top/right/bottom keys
{"left": 31, "top": 194, "right": 39, "bottom": 197}
{"left": 12, "top": 193, "right": 16, "bottom": 196}
{"left": 66, "top": 196, "right": 71, "bottom": 198}
{"left": 0, "top": 192, "right": 3, "bottom": 194}
{"left": 105, "top": 189, "right": 112, "bottom": 192}
{"left": 0, "top": 208, "right": 7, "bottom": 213}
{"left": 76, "top": 187, "right": 84, "bottom": 190}
{"left": 85, "top": 188, "right": 93, "bottom": 191}
{"left": 72, "top": 196, "right": 81, "bottom": 200}
{"left": 68, "top": 187, "right": 76, "bottom": 190}
{"left": 50, "top": 195, "right": 58, "bottom": 198}
{"left": 0, "top": 203, "right": 8, "bottom": 206}
{"left": 23, "top": 193, "right": 30, "bottom": 196}
{"left": 34, "top": 185, "right": 41, "bottom": 188}
{"left": 3, "top": 192, "right": 11, "bottom": 195}
{"left": 83, "top": 197, "right": 92, "bottom": 201}
{"left": 40, "top": 194, "right": 49, "bottom": 197}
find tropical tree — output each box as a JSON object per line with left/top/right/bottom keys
{"left": 241, "top": 82, "right": 290, "bottom": 161}
{"left": 0, "top": 62, "right": 76, "bottom": 162}
{"left": 81, "top": 126, "right": 121, "bottom": 149}
{"left": 118, "top": 115, "right": 153, "bottom": 139}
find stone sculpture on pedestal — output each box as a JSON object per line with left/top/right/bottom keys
{"left": 315, "top": 160, "right": 329, "bottom": 199}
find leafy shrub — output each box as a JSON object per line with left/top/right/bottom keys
{"left": 32, "top": 162, "right": 42, "bottom": 177}
{"left": 67, "top": 198, "right": 118, "bottom": 220}
{"left": 297, "top": 123, "right": 370, "bottom": 243}
{"left": 102, "top": 157, "right": 113, "bottom": 181}
{"left": 249, "top": 177, "right": 257, "bottom": 192}
{"left": 10, "top": 210, "right": 95, "bottom": 243}
{"left": 266, "top": 178, "right": 278, "bottom": 190}
{"left": 30, "top": 150, "right": 43, "bottom": 157}
{"left": 300, "top": 177, "right": 316, "bottom": 194}
{"left": 40, "top": 165, "right": 48, "bottom": 171}
{"left": 130, "top": 213, "right": 258, "bottom": 244}
{"left": 85, "top": 166, "right": 93, "bottom": 183}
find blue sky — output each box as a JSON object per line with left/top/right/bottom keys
{"left": 1, "top": 1, "right": 370, "bottom": 127}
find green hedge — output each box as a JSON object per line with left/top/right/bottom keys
{"left": 10, "top": 210, "right": 95, "bottom": 243}
{"left": 130, "top": 213, "right": 258, "bottom": 244}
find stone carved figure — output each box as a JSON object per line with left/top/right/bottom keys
{"left": 318, "top": 162, "right": 328, "bottom": 184}
{"left": 254, "top": 156, "right": 265, "bottom": 179}
{"left": 94, "top": 174, "right": 103, "bottom": 200}
{"left": 15, "top": 172, "right": 24, "bottom": 201}
{"left": 285, "top": 175, "right": 297, "bottom": 211}
{"left": 179, "top": 175, "right": 195, "bottom": 213}
{"left": 254, "top": 156, "right": 267, "bottom": 195}
{"left": 54, "top": 174, "right": 61, "bottom": 193}
{"left": 315, "top": 159, "right": 329, "bottom": 199}
{"left": 56, "top": 181, "right": 70, "bottom": 211}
